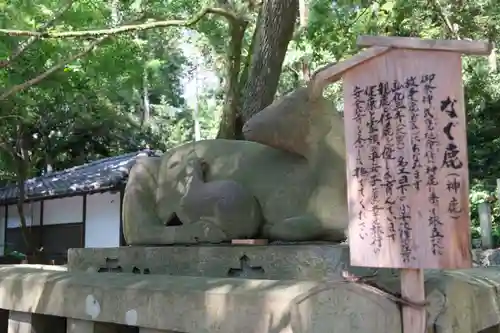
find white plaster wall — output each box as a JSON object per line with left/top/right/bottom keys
{"left": 6, "top": 202, "right": 41, "bottom": 228}
{"left": 43, "top": 196, "right": 83, "bottom": 225}
{"left": 85, "top": 192, "right": 121, "bottom": 248}
{"left": 0, "top": 205, "right": 5, "bottom": 255}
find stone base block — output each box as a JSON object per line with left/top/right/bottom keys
{"left": 4, "top": 266, "right": 500, "bottom": 332}
{"left": 0, "top": 266, "right": 402, "bottom": 333}
{"left": 68, "top": 244, "right": 395, "bottom": 280}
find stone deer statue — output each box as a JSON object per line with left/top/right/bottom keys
{"left": 123, "top": 85, "right": 348, "bottom": 244}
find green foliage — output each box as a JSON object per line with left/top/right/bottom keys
{"left": 4, "top": 0, "right": 500, "bottom": 247}
{"left": 0, "top": 0, "right": 217, "bottom": 183}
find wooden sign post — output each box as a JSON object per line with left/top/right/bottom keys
{"left": 315, "top": 36, "right": 492, "bottom": 333}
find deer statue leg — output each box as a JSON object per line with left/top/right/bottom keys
{"left": 263, "top": 214, "right": 345, "bottom": 242}
{"left": 176, "top": 157, "right": 264, "bottom": 242}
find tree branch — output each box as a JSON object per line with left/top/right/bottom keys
{"left": 0, "top": 0, "right": 74, "bottom": 68}
{"left": 432, "top": 0, "right": 461, "bottom": 39}
{"left": 0, "top": 7, "right": 241, "bottom": 101}
{"left": 0, "top": 36, "right": 108, "bottom": 101}
{"left": 0, "top": 7, "right": 239, "bottom": 39}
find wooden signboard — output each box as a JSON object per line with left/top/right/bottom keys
{"left": 344, "top": 48, "right": 471, "bottom": 269}
{"left": 320, "top": 35, "right": 493, "bottom": 333}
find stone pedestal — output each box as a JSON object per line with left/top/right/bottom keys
{"left": 68, "top": 244, "right": 395, "bottom": 280}
{"left": 65, "top": 243, "right": 399, "bottom": 332}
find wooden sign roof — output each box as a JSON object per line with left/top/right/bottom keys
{"left": 308, "top": 36, "right": 492, "bottom": 99}
{"left": 357, "top": 35, "right": 493, "bottom": 55}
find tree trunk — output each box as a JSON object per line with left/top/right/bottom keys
{"left": 240, "top": 0, "right": 298, "bottom": 122}
{"left": 14, "top": 131, "right": 37, "bottom": 258}
{"left": 16, "top": 168, "right": 32, "bottom": 253}
{"left": 216, "top": 20, "right": 247, "bottom": 139}
{"left": 141, "top": 66, "right": 151, "bottom": 126}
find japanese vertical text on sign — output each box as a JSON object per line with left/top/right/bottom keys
{"left": 343, "top": 49, "right": 471, "bottom": 269}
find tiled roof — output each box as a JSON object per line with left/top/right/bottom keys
{"left": 0, "top": 150, "right": 160, "bottom": 204}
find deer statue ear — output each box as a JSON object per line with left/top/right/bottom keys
{"left": 242, "top": 87, "right": 314, "bottom": 158}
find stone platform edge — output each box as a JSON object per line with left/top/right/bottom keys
{"left": 67, "top": 244, "right": 373, "bottom": 280}
{"left": 1, "top": 266, "right": 500, "bottom": 332}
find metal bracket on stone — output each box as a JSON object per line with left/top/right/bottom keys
{"left": 132, "top": 266, "right": 151, "bottom": 275}
{"left": 97, "top": 257, "right": 152, "bottom": 274}
{"left": 97, "top": 257, "right": 123, "bottom": 273}
{"left": 227, "top": 255, "right": 265, "bottom": 278}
